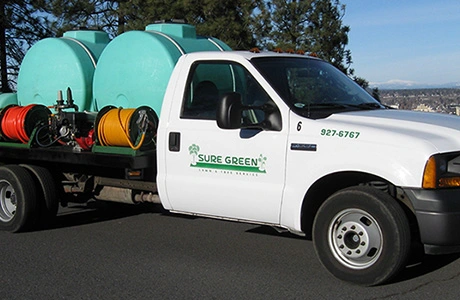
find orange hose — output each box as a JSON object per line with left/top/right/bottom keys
{"left": 97, "top": 107, "right": 145, "bottom": 150}
{"left": 1, "top": 105, "right": 36, "bottom": 143}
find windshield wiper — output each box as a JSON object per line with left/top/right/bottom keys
{"left": 308, "top": 102, "right": 383, "bottom": 110}
{"left": 295, "top": 102, "right": 384, "bottom": 119}
{"left": 354, "top": 102, "right": 384, "bottom": 109}
{"left": 302, "top": 103, "right": 352, "bottom": 109}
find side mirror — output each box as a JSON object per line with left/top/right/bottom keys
{"left": 216, "top": 92, "right": 242, "bottom": 129}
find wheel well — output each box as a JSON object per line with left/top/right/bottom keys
{"left": 300, "top": 171, "right": 418, "bottom": 240}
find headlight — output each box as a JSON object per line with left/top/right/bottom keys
{"left": 423, "top": 152, "right": 460, "bottom": 189}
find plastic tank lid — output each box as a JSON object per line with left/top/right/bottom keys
{"left": 145, "top": 23, "right": 197, "bottom": 39}
{"left": 63, "top": 30, "right": 110, "bottom": 44}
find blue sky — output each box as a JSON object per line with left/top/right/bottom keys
{"left": 340, "top": 0, "right": 460, "bottom": 86}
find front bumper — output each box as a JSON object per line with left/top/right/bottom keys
{"left": 404, "top": 188, "right": 460, "bottom": 255}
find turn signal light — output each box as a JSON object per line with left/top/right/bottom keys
{"left": 422, "top": 156, "right": 437, "bottom": 189}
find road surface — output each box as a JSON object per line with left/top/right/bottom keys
{"left": 1, "top": 202, "right": 460, "bottom": 299}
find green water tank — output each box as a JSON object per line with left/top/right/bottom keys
{"left": 92, "top": 23, "right": 231, "bottom": 115}
{"left": 0, "top": 93, "right": 17, "bottom": 108}
{"left": 17, "top": 30, "right": 110, "bottom": 111}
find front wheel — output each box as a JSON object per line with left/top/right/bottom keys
{"left": 313, "top": 186, "right": 411, "bottom": 286}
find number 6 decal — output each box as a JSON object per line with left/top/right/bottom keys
{"left": 297, "top": 121, "right": 302, "bottom": 131}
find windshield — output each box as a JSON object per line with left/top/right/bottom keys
{"left": 251, "top": 57, "right": 384, "bottom": 119}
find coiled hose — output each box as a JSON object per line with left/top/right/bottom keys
{"left": 97, "top": 107, "right": 148, "bottom": 150}
{"left": 0, "top": 105, "right": 50, "bottom": 144}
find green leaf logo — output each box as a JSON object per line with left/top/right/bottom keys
{"left": 189, "top": 144, "right": 200, "bottom": 165}
{"left": 258, "top": 154, "right": 267, "bottom": 172}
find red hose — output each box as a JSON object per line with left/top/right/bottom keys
{"left": 1, "top": 105, "right": 36, "bottom": 143}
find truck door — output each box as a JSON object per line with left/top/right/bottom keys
{"left": 163, "top": 60, "right": 288, "bottom": 224}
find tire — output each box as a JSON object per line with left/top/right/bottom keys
{"left": 20, "top": 164, "right": 59, "bottom": 225}
{"left": 0, "top": 165, "right": 38, "bottom": 232}
{"left": 313, "top": 186, "right": 411, "bottom": 286}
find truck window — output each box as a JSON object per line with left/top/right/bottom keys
{"left": 181, "top": 61, "right": 274, "bottom": 125}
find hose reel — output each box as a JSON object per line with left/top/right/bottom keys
{"left": 0, "top": 104, "right": 51, "bottom": 143}
{"left": 95, "top": 106, "right": 158, "bottom": 150}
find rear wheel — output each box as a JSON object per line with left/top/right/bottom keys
{"left": 21, "top": 164, "right": 59, "bottom": 225}
{"left": 313, "top": 186, "right": 411, "bottom": 286}
{"left": 0, "top": 165, "right": 38, "bottom": 232}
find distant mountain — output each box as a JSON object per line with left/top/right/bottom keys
{"left": 369, "top": 80, "right": 460, "bottom": 90}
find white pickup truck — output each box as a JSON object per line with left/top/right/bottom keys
{"left": 1, "top": 24, "right": 460, "bottom": 286}
{"left": 157, "top": 51, "right": 460, "bottom": 285}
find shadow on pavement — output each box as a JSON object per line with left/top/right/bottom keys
{"left": 41, "top": 205, "right": 460, "bottom": 285}
{"left": 40, "top": 201, "right": 166, "bottom": 231}
{"left": 246, "top": 225, "right": 307, "bottom": 240}
{"left": 392, "top": 253, "right": 460, "bottom": 284}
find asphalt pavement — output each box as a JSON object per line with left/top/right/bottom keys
{"left": 1, "top": 202, "right": 460, "bottom": 299}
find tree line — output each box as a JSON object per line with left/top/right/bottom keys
{"left": 1, "top": 0, "right": 368, "bottom": 93}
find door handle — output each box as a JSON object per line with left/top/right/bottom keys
{"left": 169, "top": 132, "right": 181, "bottom": 152}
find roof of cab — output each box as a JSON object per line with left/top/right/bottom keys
{"left": 183, "top": 50, "right": 321, "bottom": 61}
